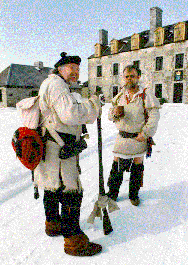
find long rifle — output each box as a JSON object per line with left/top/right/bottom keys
{"left": 97, "top": 117, "right": 113, "bottom": 235}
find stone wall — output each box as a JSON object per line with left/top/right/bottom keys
{"left": 88, "top": 40, "right": 188, "bottom": 103}
{"left": 5, "top": 88, "right": 39, "bottom": 107}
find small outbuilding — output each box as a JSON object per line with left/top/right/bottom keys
{"left": 0, "top": 61, "right": 52, "bottom": 107}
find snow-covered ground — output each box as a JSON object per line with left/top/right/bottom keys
{"left": 0, "top": 103, "right": 188, "bottom": 265}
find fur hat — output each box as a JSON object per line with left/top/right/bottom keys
{"left": 54, "top": 52, "right": 81, "bottom": 68}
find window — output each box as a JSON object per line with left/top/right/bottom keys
{"left": 175, "top": 54, "right": 184, "bottom": 69}
{"left": 113, "top": 63, "right": 119, "bottom": 76}
{"left": 156, "top": 56, "right": 163, "bottom": 71}
{"left": 133, "top": 60, "right": 140, "bottom": 70}
{"left": 30, "top": 91, "right": 38, "bottom": 97}
{"left": 113, "top": 86, "right": 119, "bottom": 97}
{"left": 173, "top": 83, "right": 183, "bottom": 103}
{"left": 174, "top": 70, "right": 183, "bottom": 81}
{"left": 155, "top": 84, "right": 162, "bottom": 98}
{"left": 97, "top": 65, "right": 102, "bottom": 77}
{"left": 96, "top": 86, "right": 102, "bottom": 95}
{"left": 0, "top": 90, "right": 2, "bottom": 102}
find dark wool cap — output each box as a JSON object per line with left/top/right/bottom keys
{"left": 54, "top": 52, "right": 81, "bottom": 68}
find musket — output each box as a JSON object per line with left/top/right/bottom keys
{"left": 97, "top": 117, "right": 113, "bottom": 235}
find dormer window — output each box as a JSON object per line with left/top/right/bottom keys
{"left": 131, "top": 33, "right": 140, "bottom": 50}
{"left": 94, "top": 43, "right": 102, "bottom": 57}
{"left": 154, "top": 27, "right": 164, "bottom": 46}
{"left": 174, "top": 22, "right": 186, "bottom": 42}
{"left": 110, "top": 39, "right": 119, "bottom": 54}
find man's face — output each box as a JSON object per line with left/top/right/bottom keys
{"left": 123, "top": 69, "right": 140, "bottom": 90}
{"left": 58, "top": 63, "right": 80, "bottom": 84}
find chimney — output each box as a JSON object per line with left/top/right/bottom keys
{"left": 34, "top": 61, "right": 44, "bottom": 70}
{"left": 149, "top": 7, "right": 163, "bottom": 43}
{"left": 99, "top": 29, "right": 108, "bottom": 46}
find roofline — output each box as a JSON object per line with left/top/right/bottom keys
{"left": 9, "top": 63, "right": 52, "bottom": 69}
{"left": 88, "top": 20, "right": 188, "bottom": 60}
{"left": 88, "top": 44, "right": 156, "bottom": 60}
{"left": 88, "top": 38, "right": 188, "bottom": 60}
{"left": 7, "top": 64, "right": 12, "bottom": 86}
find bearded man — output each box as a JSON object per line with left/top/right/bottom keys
{"left": 34, "top": 52, "right": 102, "bottom": 256}
{"left": 107, "top": 65, "right": 160, "bottom": 206}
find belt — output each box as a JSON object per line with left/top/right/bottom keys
{"left": 45, "top": 129, "right": 76, "bottom": 144}
{"left": 119, "top": 131, "right": 138, "bottom": 138}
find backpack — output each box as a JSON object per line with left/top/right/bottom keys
{"left": 12, "top": 96, "right": 45, "bottom": 171}
{"left": 12, "top": 126, "right": 44, "bottom": 170}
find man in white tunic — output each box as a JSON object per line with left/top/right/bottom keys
{"left": 107, "top": 65, "right": 160, "bottom": 206}
{"left": 34, "top": 52, "right": 102, "bottom": 256}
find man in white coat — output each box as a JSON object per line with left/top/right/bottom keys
{"left": 34, "top": 52, "right": 102, "bottom": 256}
{"left": 107, "top": 65, "right": 160, "bottom": 206}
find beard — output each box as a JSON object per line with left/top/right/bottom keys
{"left": 125, "top": 81, "right": 138, "bottom": 90}
{"left": 68, "top": 74, "right": 79, "bottom": 85}
{"left": 125, "top": 80, "right": 138, "bottom": 91}
{"left": 67, "top": 77, "right": 78, "bottom": 86}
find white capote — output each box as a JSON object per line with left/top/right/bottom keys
{"left": 34, "top": 74, "right": 101, "bottom": 192}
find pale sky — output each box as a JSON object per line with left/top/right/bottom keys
{"left": 1, "top": 0, "right": 187, "bottom": 82}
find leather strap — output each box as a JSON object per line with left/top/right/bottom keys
{"left": 119, "top": 131, "right": 138, "bottom": 138}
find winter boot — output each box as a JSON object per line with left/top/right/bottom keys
{"left": 43, "top": 189, "right": 62, "bottom": 236}
{"left": 129, "top": 163, "right": 144, "bottom": 206}
{"left": 64, "top": 233, "right": 102, "bottom": 256}
{"left": 59, "top": 191, "right": 84, "bottom": 237}
{"left": 107, "top": 161, "right": 123, "bottom": 201}
{"left": 59, "top": 192, "right": 102, "bottom": 256}
{"left": 45, "top": 215, "right": 62, "bottom": 237}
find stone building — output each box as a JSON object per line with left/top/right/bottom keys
{"left": 70, "top": 81, "right": 89, "bottom": 98}
{"left": 0, "top": 62, "right": 52, "bottom": 107}
{"left": 88, "top": 7, "right": 188, "bottom": 103}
